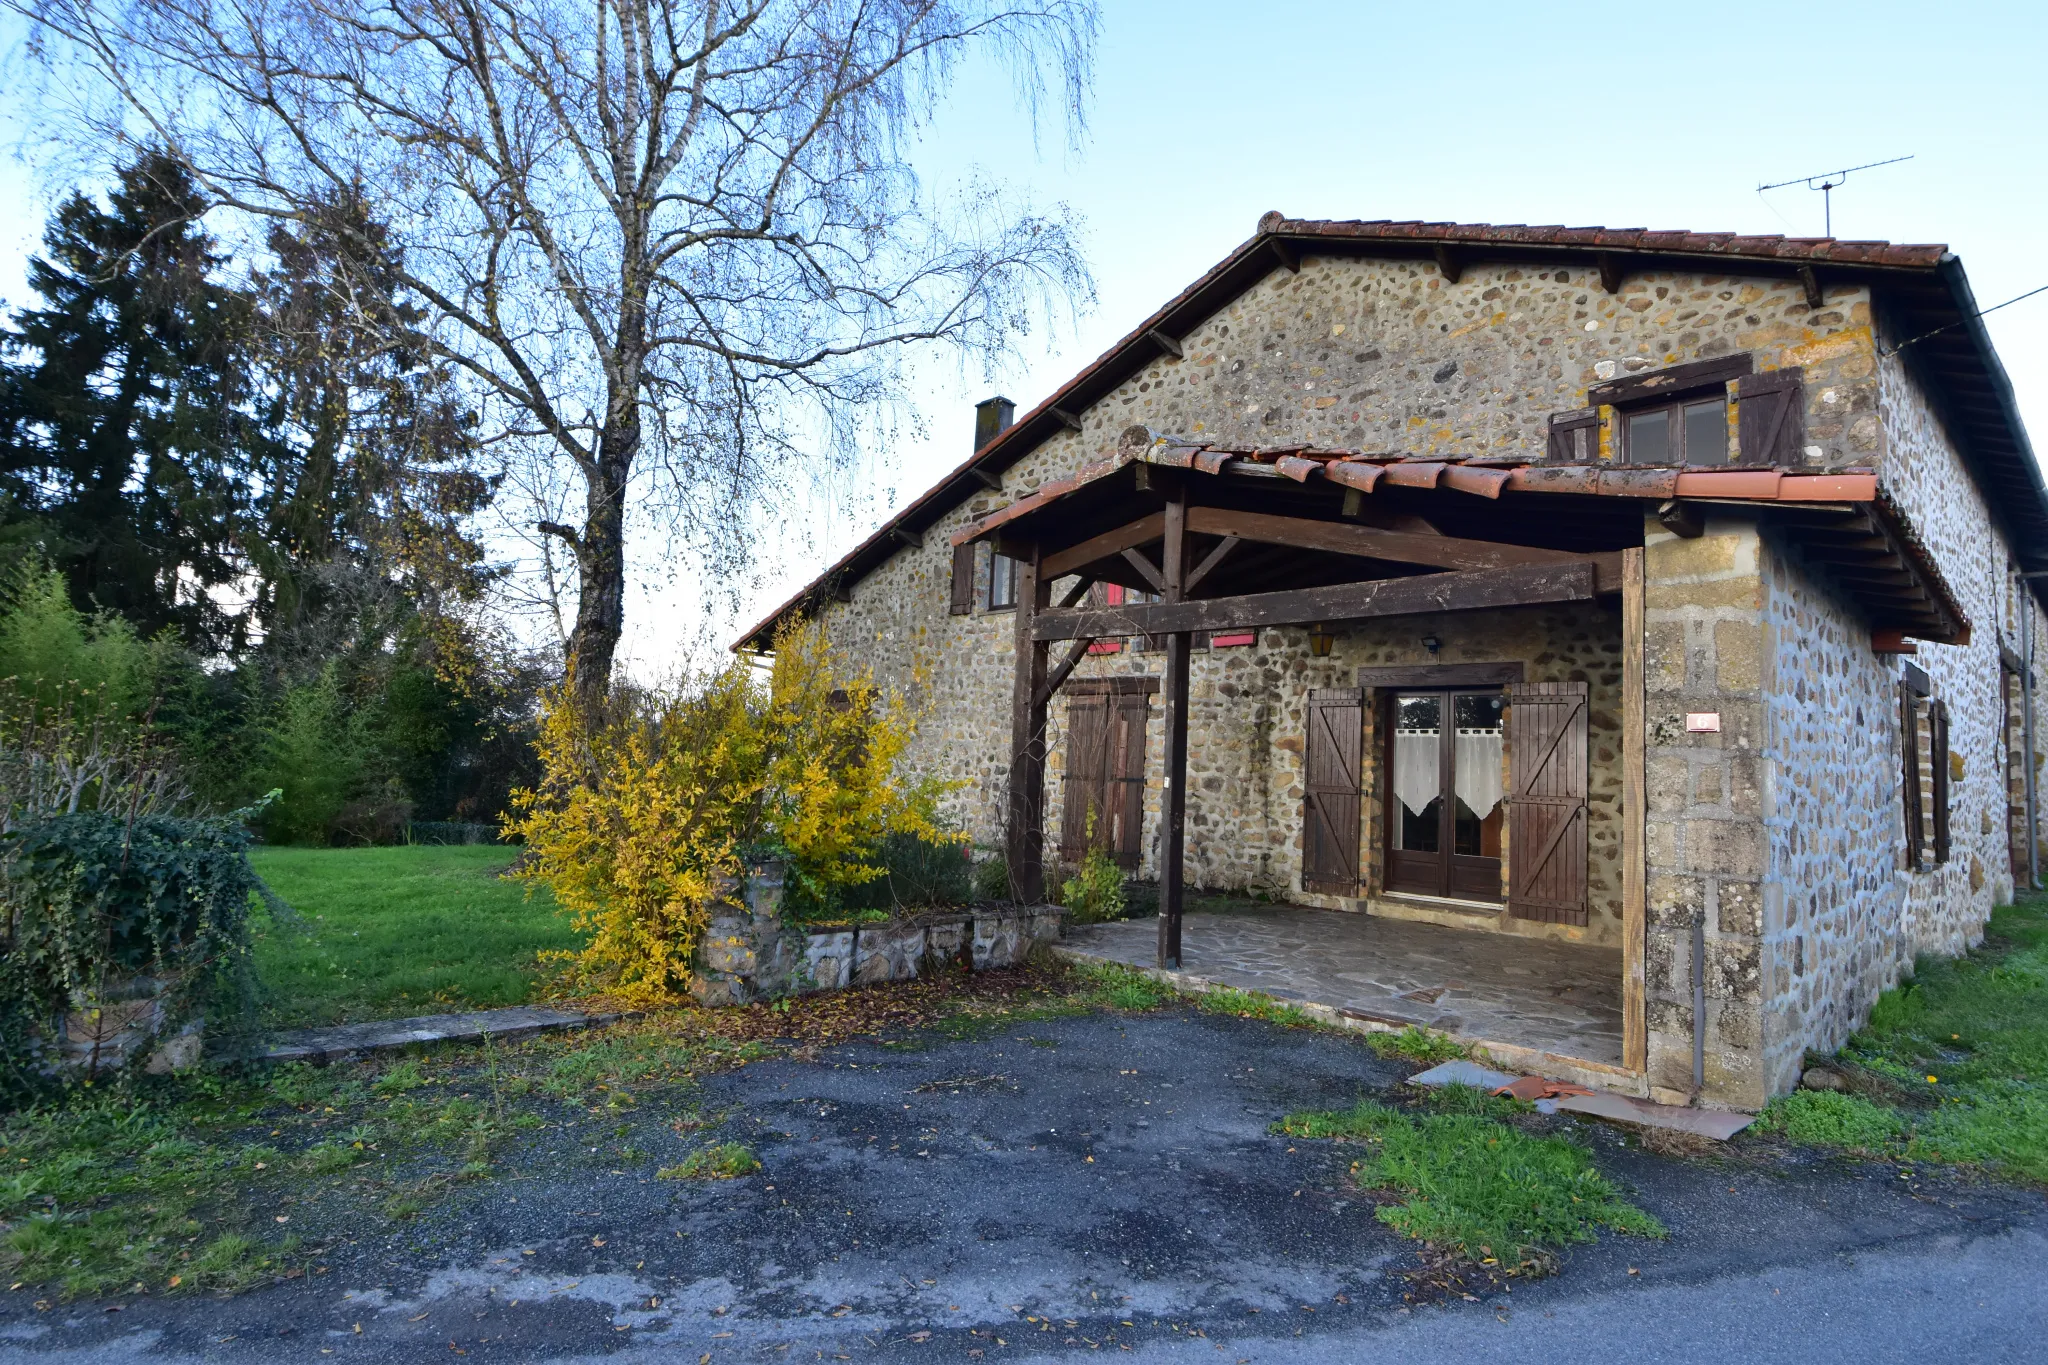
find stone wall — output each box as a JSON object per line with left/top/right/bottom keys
{"left": 1639, "top": 516, "right": 1769, "bottom": 1107}
{"left": 816, "top": 250, "right": 1878, "bottom": 879}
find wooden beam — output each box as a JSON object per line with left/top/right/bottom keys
{"left": 1054, "top": 576, "right": 1095, "bottom": 610}
{"left": 1183, "top": 534, "right": 1240, "bottom": 595}
{"left": 1041, "top": 512, "right": 1165, "bottom": 579}
{"left": 969, "top": 466, "right": 1004, "bottom": 491}
{"left": 1121, "top": 546, "right": 1166, "bottom": 592}
{"left": 893, "top": 525, "right": 924, "bottom": 549}
{"left": 1657, "top": 499, "right": 1705, "bottom": 539}
{"left": 1356, "top": 662, "right": 1524, "bottom": 688}
{"left": 1183, "top": 506, "right": 1623, "bottom": 591}
{"left": 1433, "top": 243, "right": 1465, "bottom": 284}
{"left": 1147, "top": 328, "right": 1184, "bottom": 359}
{"left": 1621, "top": 545, "right": 1647, "bottom": 1074}
{"left": 1037, "top": 638, "right": 1097, "bottom": 705}
{"left": 1269, "top": 237, "right": 1300, "bottom": 273}
{"left": 1049, "top": 406, "right": 1084, "bottom": 432}
{"left": 1159, "top": 493, "right": 1190, "bottom": 969}
{"left": 1034, "top": 563, "right": 1596, "bottom": 641}
{"left": 1005, "top": 546, "right": 1051, "bottom": 903}
{"left": 1597, "top": 252, "right": 1624, "bottom": 294}
{"left": 1798, "top": 265, "right": 1824, "bottom": 310}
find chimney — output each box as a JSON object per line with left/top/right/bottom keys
{"left": 973, "top": 395, "right": 1015, "bottom": 453}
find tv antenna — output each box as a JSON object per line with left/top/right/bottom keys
{"left": 1757, "top": 155, "right": 1913, "bottom": 237}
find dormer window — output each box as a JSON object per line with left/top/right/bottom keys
{"left": 1622, "top": 393, "right": 1728, "bottom": 465}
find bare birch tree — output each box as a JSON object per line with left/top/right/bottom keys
{"left": 14, "top": 0, "right": 1096, "bottom": 710}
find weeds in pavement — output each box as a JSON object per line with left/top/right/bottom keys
{"left": 1276, "top": 1099, "right": 1664, "bottom": 1271}
{"left": 1069, "top": 962, "right": 1173, "bottom": 1012}
{"left": 1754, "top": 893, "right": 2048, "bottom": 1182}
{"left": 1194, "top": 986, "right": 1318, "bottom": 1029}
{"left": 1367, "top": 1026, "right": 1466, "bottom": 1065}
{"left": 659, "top": 1142, "right": 762, "bottom": 1180}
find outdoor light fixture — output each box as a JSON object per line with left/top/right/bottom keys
{"left": 1422, "top": 633, "right": 1441, "bottom": 655}
{"left": 1307, "top": 624, "right": 1335, "bottom": 657}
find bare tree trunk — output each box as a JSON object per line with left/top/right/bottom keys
{"left": 569, "top": 456, "right": 629, "bottom": 717}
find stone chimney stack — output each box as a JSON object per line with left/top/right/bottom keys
{"left": 973, "top": 396, "right": 1015, "bottom": 453}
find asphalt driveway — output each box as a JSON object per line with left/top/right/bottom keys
{"left": 3, "top": 1006, "right": 2043, "bottom": 1363}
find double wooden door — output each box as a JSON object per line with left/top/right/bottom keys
{"left": 1061, "top": 684, "right": 1151, "bottom": 867}
{"left": 1384, "top": 689, "right": 1505, "bottom": 901}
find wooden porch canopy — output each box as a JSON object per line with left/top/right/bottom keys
{"left": 962, "top": 428, "right": 1967, "bottom": 968}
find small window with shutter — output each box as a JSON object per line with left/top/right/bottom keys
{"left": 1899, "top": 672, "right": 1950, "bottom": 871}
{"left": 1547, "top": 408, "right": 1599, "bottom": 463}
{"left": 948, "top": 541, "right": 976, "bottom": 616}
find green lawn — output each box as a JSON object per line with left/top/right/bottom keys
{"left": 250, "top": 845, "right": 578, "bottom": 1027}
{"left": 1756, "top": 892, "right": 2048, "bottom": 1182}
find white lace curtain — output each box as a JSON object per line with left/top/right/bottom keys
{"left": 1393, "top": 720, "right": 1503, "bottom": 820}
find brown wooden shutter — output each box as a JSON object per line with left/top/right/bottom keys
{"left": 1506, "top": 682, "right": 1588, "bottom": 924}
{"left": 1930, "top": 697, "right": 1952, "bottom": 865}
{"left": 949, "top": 541, "right": 976, "bottom": 615}
{"left": 1547, "top": 407, "right": 1599, "bottom": 463}
{"left": 1900, "top": 684, "right": 1925, "bottom": 867}
{"left": 1059, "top": 692, "right": 1111, "bottom": 862}
{"left": 1106, "top": 691, "right": 1151, "bottom": 868}
{"left": 1736, "top": 367, "right": 1805, "bottom": 465}
{"left": 1302, "top": 689, "right": 1364, "bottom": 895}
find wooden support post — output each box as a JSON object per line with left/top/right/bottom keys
{"left": 1159, "top": 494, "right": 1190, "bottom": 969}
{"left": 1621, "top": 545, "right": 1648, "bottom": 1072}
{"left": 1006, "top": 544, "right": 1051, "bottom": 904}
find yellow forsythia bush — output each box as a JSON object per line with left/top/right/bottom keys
{"left": 504, "top": 620, "right": 949, "bottom": 1004}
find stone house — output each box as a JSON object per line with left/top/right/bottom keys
{"left": 739, "top": 215, "right": 2048, "bottom": 1111}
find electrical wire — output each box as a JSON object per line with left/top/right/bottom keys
{"left": 1878, "top": 282, "right": 2048, "bottom": 358}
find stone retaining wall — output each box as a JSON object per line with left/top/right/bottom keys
{"left": 688, "top": 866, "right": 1063, "bottom": 1007}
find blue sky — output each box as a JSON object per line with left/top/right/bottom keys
{"left": 1, "top": 1, "right": 2043, "bottom": 669}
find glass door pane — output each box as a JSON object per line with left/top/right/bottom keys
{"left": 1451, "top": 693, "right": 1504, "bottom": 856}
{"left": 1392, "top": 694, "right": 1442, "bottom": 854}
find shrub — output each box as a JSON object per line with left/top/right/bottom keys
{"left": 972, "top": 849, "right": 1011, "bottom": 904}
{"left": 824, "top": 832, "right": 974, "bottom": 919}
{"left": 0, "top": 809, "right": 262, "bottom": 1089}
{"left": 1058, "top": 835, "right": 1126, "bottom": 925}
{"left": 506, "top": 619, "right": 950, "bottom": 1004}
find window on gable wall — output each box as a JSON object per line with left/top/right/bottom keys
{"left": 1566, "top": 352, "right": 1807, "bottom": 467}
{"left": 987, "top": 550, "right": 1019, "bottom": 611}
{"left": 1900, "top": 669, "right": 1951, "bottom": 870}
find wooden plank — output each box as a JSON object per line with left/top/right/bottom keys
{"left": 1037, "top": 638, "right": 1096, "bottom": 706}
{"left": 1034, "top": 563, "right": 1596, "bottom": 641}
{"left": 1121, "top": 547, "right": 1166, "bottom": 592}
{"left": 1184, "top": 535, "right": 1240, "bottom": 595}
{"left": 1184, "top": 506, "right": 1622, "bottom": 589}
{"left": 1588, "top": 353, "right": 1752, "bottom": 407}
{"left": 1041, "top": 512, "right": 1166, "bottom": 579}
{"left": 1005, "top": 546, "right": 1052, "bottom": 903}
{"left": 1356, "top": 661, "right": 1526, "bottom": 689}
{"left": 1621, "top": 546, "right": 1647, "bottom": 1073}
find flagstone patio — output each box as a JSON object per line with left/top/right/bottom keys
{"left": 1061, "top": 902, "right": 1624, "bottom": 1066}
